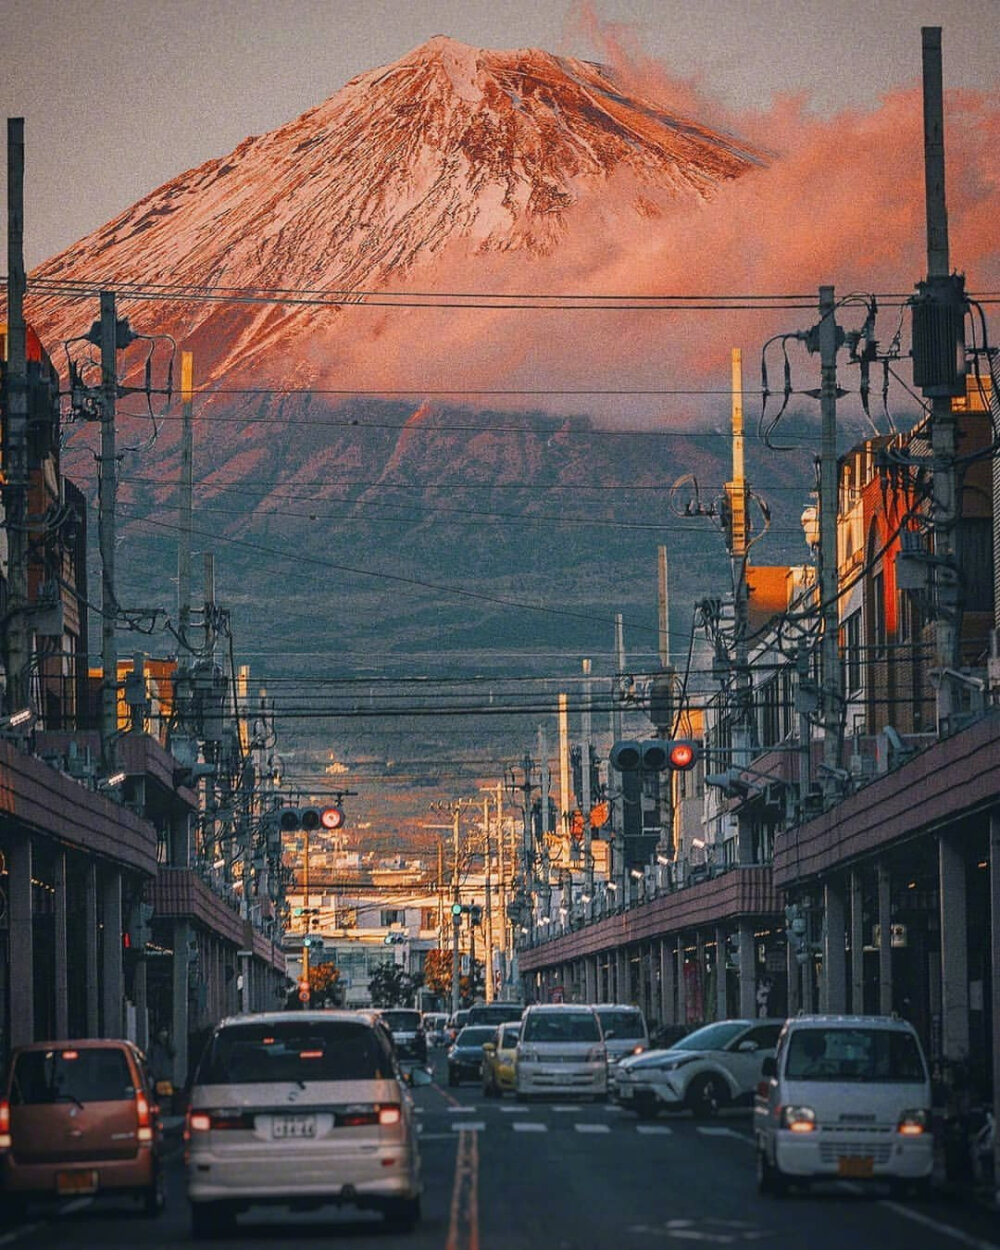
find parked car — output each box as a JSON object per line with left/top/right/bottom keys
{"left": 615, "top": 1018, "right": 784, "bottom": 1118}
{"left": 375, "top": 1009, "right": 427, "bottom": 1064}
{"left": 447, "top": 1026, "right": 497, "bottom": 1086}
{"left": 515, "top": 1004, "right": 607, "bottom": 1100}
{"left": 0, "top": 1038, "right": 167, "bottom": 1217}
{"left": 754, "top": 1014, "right": 934, "bottom": 1197}
{"left": 481, "top": 1023, "right": 520, "bottom": 1098}
{"left": 185, "top": 1010, "right": 427, "bottom": 1238}
{"left": 422, "top": 1013, "right": 449, "bottom": 1047}
{"left": 592, "top": 1005, "right": 649, "bottom": 1092}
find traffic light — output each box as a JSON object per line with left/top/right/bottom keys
{"left": 278, "top": 805, "right": 345, "bottom": 832}
{"left": 469, "top": 905, "right": 482, "bottom": 927}
{"left": 609, "top": 739, "right": 698, "bottom": 772}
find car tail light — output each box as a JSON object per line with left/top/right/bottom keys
{"left": 0, "top": 1098, "right": 10, "bottom": 1149}
{"left": 897, "top": 1109, "right": 928, "bottom": 1136}
{"left": 135, "top": 1091, "right": 153, "bottom": 1143}
{"left": 186, "top": 1109, "right": 212, "bottom": 1135}
{"left": 378, "top": 1104, "right": 402, "bottom": 1127}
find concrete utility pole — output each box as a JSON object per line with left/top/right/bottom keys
{"left": 178, "top": 350, "right": 194, "bottom": 644}
{"left": 98, "top": 291, "right": 120, "bottom": 773}
{"left": 4, "top": 119, "right": 31, "bottom": 716}
{"left": 482, "top": 792, "right": 495, "bottom": 1002}
{"left": 818, "top": 287, "right": 844, "bottom": 785}
{"left": 918, "top": 26, "right": 964, "bottom": 724}
{"left": 581, "top": 659, "right": 594, "bottom": 899}
{"left": 451, "top": 805, "right": 461, "bottom": 1017}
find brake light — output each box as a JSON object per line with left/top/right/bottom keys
{"left": 187, "top": 1110, "right": 212, "bottom": 1134}
{"left": 0, "top": 1098, "right": 10, "bottom": 1149}
{"left": 378, "top": 1104, "right": 402, "bottom": 1127}
{"left": 135, "top": 1091, "right": 153, "bottom": 1143}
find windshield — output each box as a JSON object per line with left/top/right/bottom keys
{"left": 196, "top": 1020, "right": 394, "bottom": 1084}
{"left": 785, "top": 1027, "right": 927, "bottom": 1082}
{"left": 498, "top": 1026, "right": 520, "bottom": 1049}
{"left": 596, "top": 1009, "right": 646, "bottom": 1040}
{"left": 521, "top": 1011, "right": 601, "bottom": 1043}
{"left": 12, "top": 1048, "right": 134, "bottom": 1105}
{"left": 670, "top": 1021, "right": 749, "bottom": 1052}
{"left": 380, "top": 1011, "right": 421, "bottom": 1031}
{"left": 455, "top": 1027, "right": 497, "bottom": 1047}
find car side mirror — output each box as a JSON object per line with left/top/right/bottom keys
{"left": 761, "top": 1056, "right": 777, "bottom": 1078}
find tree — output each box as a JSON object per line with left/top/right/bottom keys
{"left": 368, "top": 960, "right": 420, "bottom": 1008}
{"left": 423, "top": 949, "right": 453, "bottom": 999}
{"left": 308, "top": 961, "right": 342, "bottom": 1007}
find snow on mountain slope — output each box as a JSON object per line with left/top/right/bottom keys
{"left": 26, "top": 36, "right": 763, "bottom": 389}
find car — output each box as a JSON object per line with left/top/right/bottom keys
{"left": 754, "top": 1014, "right": 935, "bottom": 1197}
{"left": 515, "top": 1004, "right": 607, "bottom": 1100}
{"left": 447, "top": 1026, "right": 497, "bottom": 1086}
{"left": 422, "top": 1013, "right": 449, "bottom": 1047}
{"left": 0, "top": 1037, "right": 167, "bottom": 1218}
{"left": 185, "top": 1010, "right": 427, "bottom": 1238}
{"left": 375, "top": 1008, "right": 428, "bottom": 1064}
{"left": 592, "top": 1005, "right": 649, "bottom": 1092}
{"left": 481, "top": 1023, "right": 520, "bottom": 1097}
{"left": 466, "top": 1002, "right": 524, "bottom": 1029}
{"left": 446, "top": 1009, "right": 471, "bottom": 1043}
{"left": 615, "top": 1018, "right": 785, "bottom": 1119}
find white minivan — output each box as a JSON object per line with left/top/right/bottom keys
{"left": 754, "top": 1014, "right": 934, "bottom": 1197}
{"left": 515, "top": 1004, "right": 607, "bottom": 1100}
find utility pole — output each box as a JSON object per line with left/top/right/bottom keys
{"left": 818, "top": 288, "right": 845, "bottom": 786}
{"left": 178, "top": 350, "right": 194, "bottom": 646}
{"left": 581, "top": 659, "right": 594, "bottom": 900}
{"left": 482, "top": 791, "right": 495, "bottom": 1003}
{"left": 98, "top": 291, "right": 120, "bottom": 773}
{"left": 916, "top": 26, "right": 965, "bottom": 726}
{"left": 451, "top": 805, "right": 461, "bottom": 1017}
{"left": 3, "top": 119, "right": 30, "bottom": 716}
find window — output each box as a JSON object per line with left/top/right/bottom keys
{"left": 196, "top": 1021, "right": 392, "bottom": 1084}
{"left": 521, "top": 1011, "right": 601, "bottom": 1043}
{"left": 12, "top": 1048, "right": 134, "bottom": 1104}
{"left": 841, "top": 610, "right": 862, "bottom": 694}
{"left": 380, "top": 908, "right": 404, "bottom": 927}
{"left": 871, "top": 572, "right": 886, "bottom": 659}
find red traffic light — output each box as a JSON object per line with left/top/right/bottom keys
{"left": 668, "top": 740, "right": 697, "bottom": 770}
{"left": 320, "top": 806, "right": 344, "bottom": 830}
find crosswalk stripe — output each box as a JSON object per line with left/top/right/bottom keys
{"left": 575, "top": 1123, "right": 611, "bottom": 1134}
{"left": 696, "top": 1126, "right": 751, "bottom": 1141}
{"left": 450, "top": 1121, "right": 486, "bottom": 1132}
{"left": 512, "top": 1122, "right": 547, "bottom": 1132}
{"left": 636, "top": 1124, "right": 674, "bottom": 1135}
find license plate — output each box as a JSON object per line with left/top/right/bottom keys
{"left": 56, "top": 1169, "right": 99, "bottom": 1195}
{"left": 273, "top": 1114, "right": 316, "bottom": 1139}
{"left": 837, "top": 1156, "right": 874, "bottom": 1178}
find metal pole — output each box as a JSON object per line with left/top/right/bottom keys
{"left": 451, "top": 807, "right": 461, "bottom": 1017}
{"left": 178, "top": 350, "right": 194, "bottom": 642}
{"left": 99, "top": 291, "right": 119, "bottom": 772}
{"left": 483, "top": 793, "right": 495, "bottom": 1003}
{"left": 581, "top": 659, "right": 593, "bottom": 898}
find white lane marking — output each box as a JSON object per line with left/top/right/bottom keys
{"left": 575, "top": 1123, "right": 611, "bottom": 1134}
{"left": 499, "top": 1105, "right": 525, "bottom": 1113}
{"left": 552, "top": 1104, "right": 584, "bottom": 1112}
{"left": 637, "top": 1124, "right": 674, "bottom": 1135}
{"left": 447, "top": 1105, "right": 477, "bottom": 1113}
{"left": 880, "top": 1201, "right": 1000, "bottom": 1249}
{"left": 512, "top": 1122, "right": 547, "bottom": 1132}
{"left": 696, "top": 1126, "right": 752, "bottom": 1142}
{"left": 450, "top": 1121, "right": 485, "bottom": 1132}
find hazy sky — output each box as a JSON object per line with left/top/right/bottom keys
{"left": 2, "top": 0, "right": 998, "bottom": 270}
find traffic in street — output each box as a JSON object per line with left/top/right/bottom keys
{"left": 2, "top": 1043, "right": 998, "bottom": 1250}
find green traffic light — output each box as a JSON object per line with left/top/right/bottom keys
{"left": 451, "top": 902, "right": 463, "bottom": 915}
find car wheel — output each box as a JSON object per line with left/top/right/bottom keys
{"left": 191, "top": 1201, "right": 234, "bottom": 1240}
{"left": 384, "top": 1196, "right": 421, "bottom": 1233}
{"left": 756, "top": 1146, "right": 788, "bottom": 1197}
{"left": 687, "top": 1073, "right": 727, "bottom": 1119}
{"left": 142, "top": 1165, "right": 166, "bottom": 1217}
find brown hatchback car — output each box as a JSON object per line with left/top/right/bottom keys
{"left": 0, "top": 1038, "right": 166, "bottom": 1216}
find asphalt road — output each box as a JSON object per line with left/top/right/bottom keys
{"left": 2, "top": 1049, "right": 998, "bottom": 1250}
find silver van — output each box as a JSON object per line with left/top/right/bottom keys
{"left": 515, "top": 1004, "right": 607, "bottom": 1100}
{"left": 185, "top": 1011, "right": 427, "bottom": 1237}
{"left": 754, "top": 1014, "right": 934, "bottom": 1197}
{"left": 592, "top": 1004, "right": 649, "bottom": 1092}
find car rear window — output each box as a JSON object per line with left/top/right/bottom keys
{"left": 785, "top": 1027, "right": 927, "bottom": 1082}
{"left": 521, "top": 1011, "right": 601, "bottom": 1043}
{"left": 196, "top": 1021, "right": 393, "bottom": 1084}
{"left": 455, "top": 1027, "right": 496, "bottom": 1046}
{"left": 11, "top": 1048, "right": 134, "bottom": 1105}
{"left": 380, "top": 1011, "right": 421, "bottom": 1031}
{"left": 596, "top": 1009, "right": 646, "bottom": 1039}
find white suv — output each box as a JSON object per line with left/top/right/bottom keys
{"left": 185, "top": 1011, "right": 426, "bottom": 1238}
{"left": 615, "top": 1018, "right": 784, "bottom": 1118}
{"left": 754, "top": 1014, "right": 934, "bottom": 1197}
